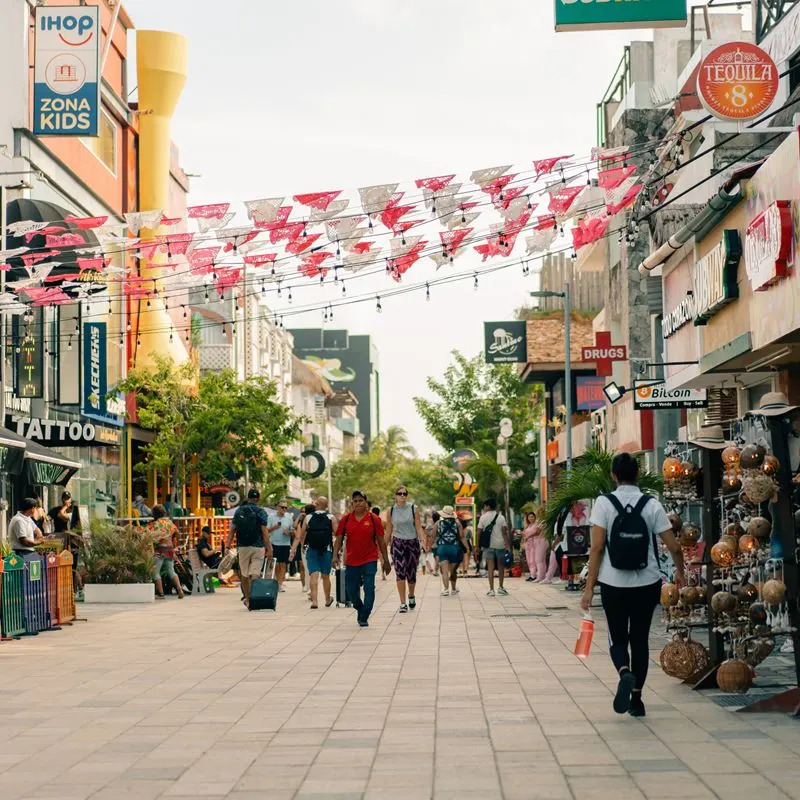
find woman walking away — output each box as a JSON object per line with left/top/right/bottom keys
{"left": 291, "top": 497, "right": 335, "bottom": 609}
{"left": 385, "top": 485, "right": 423, "bottom": 613}
{"left": 149, "top": 505, "right": 184, "bottom": 599}
{"left": 523, "top": 511, "right": 548, "bottom": 582}
{"left": 582, "top": 452, "right": 685, "bottom": 718}
{"left": 435, "top": 506, "right": 468, "bottom": 595}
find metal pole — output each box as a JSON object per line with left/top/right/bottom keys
{"left": 564, "top": 278, "right": 573, "bottom": 471}
{"left": 100, "top": 1, "right": 122, "bottom": 74}
{"left": 326, "top": 434, "right": 333, "bottom": 504}
{"left": 242, "top": 263, "right": 250, "bottom": 492}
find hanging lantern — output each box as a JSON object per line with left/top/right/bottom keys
{"left": 668, "top": 513, "right": 683, "bottom": 534}
{"left": 679, "top": 523, "right": 701, "bottom": 547}
{"left": 721, "top": 469, "right": 742, "bottom": 494}
{"left": 660, "top": 584, "right": 680, "bottom": 606}
{"left": 742, "top": 473, "right": 776, "bottom": 504}
{"left": 710, "top": 541, "right": 736, "bottom": 567}
{"left": 660, "top": 637, "right": 697, "bottom": 680}
{"left": 740, "top": 444, "right": 766, "bottom": 469}
{"left": 736, "top": 583, "right": 758, "bottom": 603}
{"left": 762, "top": 579, "right": 787, "bottom": 606}
{"left": 747, "top": 517, "right": 771, "bottom": 539}
{"left": 749, "top": 602, "right": 768, "bottom": 625}
{"left": 738, "top": 534, "right": 758, "bottom": 554}
{"left": 761, "top": 454, "right": 780, "bottom": 476}
{"left": 680, "top": 586, "right": 700, "bottom": 606}
{"left": 725, "top": 522, "right": 745, "bottom": 538}
{"left": 721, "top": 446, "right": 741, "bottom": 466}
{"left": 680, "top": 460, "right": 698, "bottom": 479}
{"left": 662, "top": 457, "right": 682, "bottom": 480}
{"left": 710, "top": 590, "right": 736, "bottom": 613}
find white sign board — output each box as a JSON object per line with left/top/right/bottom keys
{"left": 633, "top": 381, "right": 708, "bottom": 410}
{"left": 34, "top": 5, "right": 100, "bottom": 136}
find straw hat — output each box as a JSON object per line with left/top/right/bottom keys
{"left": 689, "top": 425, "right": 731, "bottom": 450}
{"left": 440, "top": 505, "right": 456, "bottom": 519}
{"left": 750, "top": 391, "right": 799, "bottom": 417}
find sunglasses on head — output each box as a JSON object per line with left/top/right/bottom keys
{"left": 396, "top": 491, "right": 408, "bottom": 496}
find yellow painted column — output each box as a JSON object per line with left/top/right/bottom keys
{"left": 135, "top": 31, "right": 190, "bottom": 368}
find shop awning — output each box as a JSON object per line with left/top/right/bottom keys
{"left": 21, "top": 437, "right": 81, "bottom": 486}
{"left": 0, "top": 429, "right": 27, "bottom": 476}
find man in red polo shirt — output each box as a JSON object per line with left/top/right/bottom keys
{"left": 332, "top": 490, "right": 391, "bottom": 627}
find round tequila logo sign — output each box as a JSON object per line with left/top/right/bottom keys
{"left": 697, "top": 42, "right": 779, "bottom": 121}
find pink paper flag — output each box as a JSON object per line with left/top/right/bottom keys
{"left": 188, "top": 202, "right": 231, "bottom": 220}
{"left": 534, "top": 155, "right": 573, "bottom": 180}
{"left": 293, "top": 191, "right": 342, "bottom": 211}
{"left": 414, "top": 174, "right": 456, "bottom": 192}
{"left": 65, "top": 215, "right": 109, "bottom": 230}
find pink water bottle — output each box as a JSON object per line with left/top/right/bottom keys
{"left": 574, "top": 613, "right": 595, "bottom": 659}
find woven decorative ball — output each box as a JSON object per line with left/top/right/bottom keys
{"left": 722, "top": 445, "right": 741, "bottom": 466}
{"left": 722, "top": 469, "right": 743, "bottom": 493}
{"left": 710, "top": 541, "right": 736, "bottom": 567}
{"left": 742, "top": 473, "right": 776, "bottom": 504}
{"left": 668, "top": 513, "right": 683, "bottom": 534}
{"left": 661, "top": 583, "right": 680, "bottom": 606}
{"left": 717, "top": 659, "right": 753, "bottom": 693}
{"left": 680, "top": 586, "right": 700, "bottom": 606}
{"left": 681, "top": 460, "right": 699, "bottom": 479}
{"left": 749, "top": 602, "right": 768, "bottom": 625}
{"left": 662, "top": 457, "right": 682, "bottom": 480}
{"left": 721, "top": 535, "right": 739, "bottom": 556}
{"left": 762, "top": 579, "right": 787, "bottom": 606}
{"left": 688, "top": 640, "right": 710, "bottom": 673}
{"left": 679, "top": 524, "right": 701, "bottom": 547}
{"left": 725, "top": 522, "right": 745, "bottom": 538}
{"left": 711, "top": 591, "right": 736, "bottom": 613}
{"left": 740, "top": 444, "right": 766, "bottom": 469}
{"left": 747, "top": 517, "right": 771, "bottom": 539}
{"left": 761, "top": 454, "right": 780, "bottom": 476}
{"left": 748, "top": 638, "right": 774, "bottom": 667}
{"left": 736, "top": 583, "right": 758, "bottom": 603}
{"left": 660, "top": 639, "right": 696, "bottom": 680}
{"left": 738, "top": 534, "right": 758, "bottom": 554}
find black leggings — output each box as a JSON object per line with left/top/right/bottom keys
{"left": 599, "top": 580, "right": 661, "bottom": 691}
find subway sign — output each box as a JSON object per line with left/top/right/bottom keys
{"left": 555, "top": 0, "right": 688, "bottom": 31}
{"left": 34, "top": 6, "right": 100, "bottom": 136}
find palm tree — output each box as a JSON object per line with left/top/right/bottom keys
{"left": 373, "top": 425, "right": 417, "bottom": 461}
{"left": 542, "top": 448, "right": 662, "bottom": 537}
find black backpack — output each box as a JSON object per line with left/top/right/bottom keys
{"left": 437, "top": 518, "right": 460, "bottom": 547}
{"left": 604, "top": 494, "right": 656, "bottom": 571}
{"left": 233, "top": 504, "right": 262, "bottom": 547}
{"left": 306, "top": 511, "right": 333, "bottom": 553}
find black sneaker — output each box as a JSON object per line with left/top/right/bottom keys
{"left": 409, "top": 597, "right": 416, "bottom": 610}
{"left": 358, "top": 619, "right": 369, "bottom": 628}
{"left": 613, "top": 671, "right": 635, "bottom": 714}
{"left": 629, "top": 698, "right": 646, "bottom": 718}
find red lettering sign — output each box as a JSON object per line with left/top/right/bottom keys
{"left": 581, "top": 331, "right": 628, "bottom": 377}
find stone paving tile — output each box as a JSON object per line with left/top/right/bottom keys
{"left": 0, "top": 576, "right": 797, "bottom": 800}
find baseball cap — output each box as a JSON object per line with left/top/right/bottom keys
{"left": 351, "top": 490, "right": 367, "bottom": 500}
{"left": 247, "top": 488, "right": 261, "bottom": 501}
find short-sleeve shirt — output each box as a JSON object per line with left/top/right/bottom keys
{"left": 336, "top": 512, "right": 384, "bottom": 567}
{"left": 589, "top": 485, "right": 671, "bottom": 588}
{"left": 148, "top": 518, "right": 178, "bottom": 559}
{"left": 268, "top": 511, "right": 294, "bottom": 546}
{"left": 232, "top": 504, "right": 270, "bottom": 547}
{"left": 9, "top": 512, "right": 37, "bottom": 552}
{"left": 478, "top": 511, "right": 507, "bottom": 549}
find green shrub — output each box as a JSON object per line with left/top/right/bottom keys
{"left": 81, "top": 521, "right": 154, "bottom": 584}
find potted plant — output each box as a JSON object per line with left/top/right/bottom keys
{"left": 81, "top": 521, "right": 156, "bottom": 603}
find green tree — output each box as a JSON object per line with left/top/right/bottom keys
{"left": 414, "top": 351, "right": 542, "bottom": 510}
{"left": 375, "top": 425, "right": 418, "bottom": 460}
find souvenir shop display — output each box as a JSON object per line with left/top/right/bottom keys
{"left": 657, "top": 399, "right": 800, "bottom": 713}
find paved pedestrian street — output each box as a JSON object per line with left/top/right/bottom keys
{"left": 1, "top": 577, "right": 798, "bottom": 800}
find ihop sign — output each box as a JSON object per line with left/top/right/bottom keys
{"left": 33, "top": 6, "right": 100, "bottom": 136}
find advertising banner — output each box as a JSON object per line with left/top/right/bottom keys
{"left": 34, "top": 5, "right": 100, "bottom": 136}
{"left": 576, "top": 376, "right": 606, "bottom": 411}
{"left": 484, "top": 321, "right": 528, "bottom": 364}
{"left": 14, "top": 309, "right": 44, "bottom": 399}
{"left": 555, "top": 0, "right": 687, "bottom": 31}
{"left": 82, "top": 322, "right": 124, "bottom": 426}
{"left": 633, "top": 381, "right": 708, "bottom": 410}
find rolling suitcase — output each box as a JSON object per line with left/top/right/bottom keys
{"left": 335, "top": 567, "right": 351, "bottom": 608}
{"left": 249, "top": 558, "right": 279, "bottom": 611}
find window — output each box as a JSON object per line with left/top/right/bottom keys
{"left": 81, "top": 109, "right": 117, "bottom": 175}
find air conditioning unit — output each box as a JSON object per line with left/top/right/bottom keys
{"left": 591, "top": 408, "right": 606, "bottom": 450}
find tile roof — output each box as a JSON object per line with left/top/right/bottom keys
{"left": 525, "top": 317, "right": 597, "bottom": 365}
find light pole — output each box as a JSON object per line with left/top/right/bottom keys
{"left": 530, "top": 280, "right": 573, "bottom": 470}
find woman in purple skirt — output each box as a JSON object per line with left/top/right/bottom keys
{"left": 385, "top": 485, "right": 424, "bottom": 613}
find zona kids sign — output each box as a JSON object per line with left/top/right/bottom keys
{"left": 34, "top": 5, "right": 100, "bottom": 136}
{"left": 554, "top": 0, "right": 687, "bottom": 31}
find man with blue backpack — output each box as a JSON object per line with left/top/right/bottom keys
{"left": 433, "top": 506, "right": 469, "bottom": 596}
{"left": 581, "top": 452, "right": 685, "bottom": 718}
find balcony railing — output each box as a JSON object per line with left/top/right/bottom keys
{"left": 755, "top": 0, "right": 800, "bottom": 42}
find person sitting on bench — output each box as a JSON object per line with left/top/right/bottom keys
{"left": 196, "top": 525, "right": 222, "bottom": 568}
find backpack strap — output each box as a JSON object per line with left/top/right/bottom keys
{"left": 633, "top": 495, "right": 658, "bottom": 563}
{"left": 603, "top": 493, "right": 625, "bottom": 516}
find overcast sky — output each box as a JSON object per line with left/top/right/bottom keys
{"left": 125, "top": 0, "right": 640, "bottom": 456}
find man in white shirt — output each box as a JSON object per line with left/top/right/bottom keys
{"left": 9, "top": 497, "right": 43, "bottom": 555}
{"left": 582, "top": 452, "right": 684, "bottom": 719}
{"left": 477, "top": 498, "right": 511, "bottom": 597}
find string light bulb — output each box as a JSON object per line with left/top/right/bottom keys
{"left": 473, "top": 273, "right": 479, "bottom": 291}
{"left": 376, "top": 295, "right": 382, "bottom": 313}
{"left": 425, "top": 282, "right": 430, "bottom": 302}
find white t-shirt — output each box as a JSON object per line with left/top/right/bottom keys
{"left": 478, "top": 511, "right": 507, "bottom": 549}
{"left": 589, "top": 485, "right": 671, "bottom": 588}
{"left": 9, "top": 512, "right": 37, "bottom": 552}
{"left": 268, "top": 511, "right": 295, "bottom": 546}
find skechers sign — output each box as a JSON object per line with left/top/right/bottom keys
{"left": 34, "top": 6, "right": 100, "bottom": 136}
{"left": 554, "top": 0, "right": 687, "bottom": 31}
{"left": 82, "top": 322, "right": 122, "bottom": 425}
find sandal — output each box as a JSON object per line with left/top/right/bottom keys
{"left": 325, "top": 598, "right": 334, "bottom": 607}
{"left": 310, "top": 604, "right": 318, "bottom": 609}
